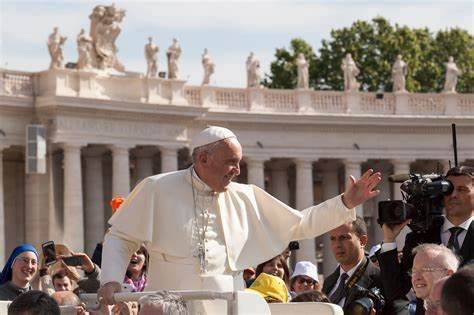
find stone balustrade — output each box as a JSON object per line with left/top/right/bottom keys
{"left": 0, "top": 68, "right": 472, "bottom": 116}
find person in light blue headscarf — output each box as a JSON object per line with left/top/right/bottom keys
{"left": 0, "top": 244, "right": 39, "bottom": 300}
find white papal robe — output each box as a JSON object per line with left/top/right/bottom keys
{"left": 101, "top": 167, "right": 356, "bottom": 292}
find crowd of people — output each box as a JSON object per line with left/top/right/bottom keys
{"left": 0, "top": 126, "right": 473, "bottom": 315}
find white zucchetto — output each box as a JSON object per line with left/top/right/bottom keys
{"left": 190, "top": 126, "right": 237, "bottom": 151}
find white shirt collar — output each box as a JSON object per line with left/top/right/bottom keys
{"left": 339, "top": 257, "right": 365, "bottom": 278}
{"left": 442, "top": 216, "right": 473, "bottom": 233}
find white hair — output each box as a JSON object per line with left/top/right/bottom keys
{"left": 412, "top": 243, "right": 460, "bottom": 271}
{"left": 138, "top": 291, "right": 188, "bottom": 315}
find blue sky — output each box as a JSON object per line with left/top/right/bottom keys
{"left": 1, "top": 0, "right": 472, "bottom": 87}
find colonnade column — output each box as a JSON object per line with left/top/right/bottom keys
{"left": 390, "top": 158, "right": 412, "bottom": 249}
{"left": 110, "top": 145, "right": 131, "bottom": 197}
{"left": 0, "top": 147, "right": 5, "bottom": 264}
{"left": 295, "top": 158, "right": 316, "bottom": 264}
{"left": 270, "top": 160, "right": 290, "bottom": 204}
{"left": 391, "top": 159, "right": 411, "bottom": 200}
{"left": 84, "top": 147, "right": 105, "bottom": 255}
{"left": 62, "top": 143, "right": 84, "bottom": 252}
{"left": 343, "top": 159, "right": 365, "bottom": 217}
{"left": 321, "top": 162, "right": 341, "bottom": 277}
{"left": 246, "top": 157, "right": 266, "bottom": 189}
{"left": 134, "top": 147, "right": 156, "bottom": 185}
{"left": 161, "top": 146, "right": 178, "bottom": 173}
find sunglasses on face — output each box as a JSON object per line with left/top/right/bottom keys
{"left": 296, "top": 277, "right": 316, "bottom": 286}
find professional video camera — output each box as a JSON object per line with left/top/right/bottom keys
{"left": 378, "top": 173, "right": 453, "bottom": 233}
{"left": 345, "top": 285, "right": 385, "bottom": 315}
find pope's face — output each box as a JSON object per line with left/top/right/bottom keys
{"left": 202, "top": 138, "right": 242, "bottom": 192}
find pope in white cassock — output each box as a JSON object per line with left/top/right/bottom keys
{"left": 98, "top": 126, "right": 381, "bottom": 307}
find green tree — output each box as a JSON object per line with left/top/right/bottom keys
{"left": 264, "top": 17, "right": 473, "bottom": 93}
{"left": 263, "top": 38, "right": 315, "bottom": 89}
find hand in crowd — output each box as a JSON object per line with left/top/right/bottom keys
{"left": 97, "top": 281, "right": 122, "bottom": 305}
{"left": 342, "top": 169, "right": 382, "bottom": 209}
{"left": 382, "top": 220, "right": 410, "bottom": 243}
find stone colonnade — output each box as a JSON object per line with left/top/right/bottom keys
{"left": 0, "top": 144, "right": 462, "bottom": 274}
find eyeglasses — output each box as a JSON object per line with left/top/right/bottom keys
{"left": 408, "top": 267, "right": 447, "bottom": 277}
{"left": 15, "top": 257, "right": 38, "bottom": 266}
{"left": 296, "top": 277, "right": 316, "bottom": 286}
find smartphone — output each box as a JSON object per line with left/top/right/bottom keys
{"left": 62, "top": 255, "right": 83, "bottom": 267}
{"left": 42, "top": 241, "right": 56, "bottom": 266}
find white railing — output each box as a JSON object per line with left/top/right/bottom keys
{"left": 0, "top": 69, "right": 34, "bottom": 96}
{"left": 310, "top": 91, "right": 346, "bottom": 113}
{"left": 0, "top": 69, "right": 472, "bottom": 117}
{"left": 458, "top": 94, "right": 474, "bottom": 115}
{"left": 184, "top": 86, "right": 202, "bottom": 106}
{"left": 262, "top": 89, "right": 298, "bottom": 112}
{"left": 214, "top": 87, "right": 249, "bottom": 110}
{"left": 359, "top": 93, "right": 395, "bottom": 114}
{"left": 407, "top": 93, "right": 445, "bottom": 115}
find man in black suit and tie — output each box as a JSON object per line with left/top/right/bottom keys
{"left": 322, "top": 217, "right": 386, "bottom": 313}
{"left": 377, "top": 166, "right": 474, "bottom": 314}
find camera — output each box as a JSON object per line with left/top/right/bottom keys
{"left": 288, "top": 241, "right": 300, "bottom": 251}
{"left": 378, "top": 174, "right": 453, "bottom": 233}
{"left": 345, "top": 285, "right": 385, "bottom": 315}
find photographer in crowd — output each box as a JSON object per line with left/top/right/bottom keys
{"left": 377, "top": 166, "right": 473, "bottom": 314}
{"left": 322, "top": 217, "right": 386, "bottom": 314}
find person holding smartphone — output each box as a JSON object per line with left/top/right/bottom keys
{"left": 0, "top": 244, "right": 39, "bottom": 300}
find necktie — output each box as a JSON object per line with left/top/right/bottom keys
{"left": 447, "top": 226, "right": 463, "bottom": 254}
{"left": 329, "top": 272, "right": 349, "bottom": 304}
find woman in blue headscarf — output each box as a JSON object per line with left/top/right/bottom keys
{"left": 0, "top": 244, "right": 39, "bottom": 300}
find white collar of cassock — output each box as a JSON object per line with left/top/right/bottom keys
{"left": 187, "top": 166, "right": 217, "bottom": 195}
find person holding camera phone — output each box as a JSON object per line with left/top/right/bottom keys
{"left": 377, "top": 166, "right": 474, "bottom": 315}
{"left": 98, "top": 126, "right": 382, "bottom": 313}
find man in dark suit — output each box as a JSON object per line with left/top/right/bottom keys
{"left": 377, "top": 166, "right": 474, "bottom": 314}
{"left": 322, "top": 217, "right": 386, "bottom": 313}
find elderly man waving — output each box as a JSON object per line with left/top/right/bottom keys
{"left": 98, "top": 126, "right": 381, "bottom": 305}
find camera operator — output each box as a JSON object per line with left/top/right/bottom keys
{"left": 322, "top": 217, "right": 388, "bottom": 314}
{"left": 377, "top": 166, "right": 473, "bottom": 314}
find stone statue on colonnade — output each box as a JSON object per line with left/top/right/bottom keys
{"left": 392, "top": 54, "right": 408, "bottom": 92}
{"left": 76, "top": 29, "right": 93, "bottom": 70}
{"left": 443, "top": 56, "right": 461, "bottom": 93}
{"left": 47, "top": 27, "right": 67, "bottom": 69}
{"left": 201, "top": 48, "right": 215, "bottom": 85}
{"left": 341, "top": 53, "right": 360, "bottom": 92}
{"left": 167, "top": 38, "right": 182, "bottom": 79}
{"left": 88, "top": 4, "right": 126, "bottom": 72}
{"left": 145, "top": 37, "right": 159, "bottom": 78}
{"left": 246, "top": 52, "right": 261, "bottom": 88}
{"left": 296, "top": 53, "right": 309, "bottom": 89}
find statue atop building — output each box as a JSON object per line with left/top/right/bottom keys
{"left": 88, "top": 4, "right": 126, "bottom": 72}
{"left": 392, "top": 54, "right": 408, "bottom": 92}
{"left": 145, "top": 37, "right": 159, "bottom": 78}
{"left": 443, "top": 56, "right": 461, "bottom": 93}
{"left": 76, "top": 29, "right": 93, "bottom": 70}
{"left": 201, "top": 48, "right": 215, "bottom": 85}
{"left": 296, "top": 53, "right": 309, "bottom": 89}
{"left": 47, "top": 27, "right": 67, "bottom": 69}
{"left": 341, "top": 53, "right": 360, "bottom": 92}
{"left": 167, "top": 38, "right": 182, "bottom": 79}
{"left": 246, "top": 52, "right": 261, "bottom": 88}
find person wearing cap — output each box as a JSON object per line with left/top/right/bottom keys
{"left": 289, "top": 261, "right": 320, "bottom": 298}
{"left": 0, "top": 244, "right": 39, "bottom": 300}
{"left": 98, "top": 125, "right": 381, "bottom": 307}
{"left": 246, "top": 273, "right": 289, "bottom": 303}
